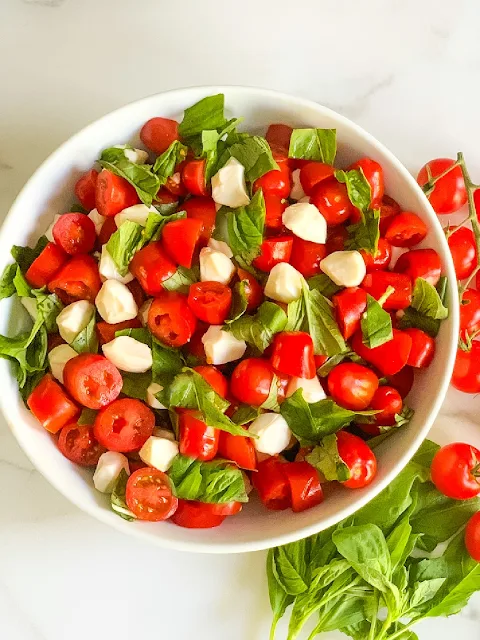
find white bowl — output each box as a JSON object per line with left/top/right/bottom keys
{"left": 0, "top": 86, "right": 458, "bottom": 553}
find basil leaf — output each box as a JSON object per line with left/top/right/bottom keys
{"left": 267, "top": 549, "right": 294, "bottom": 640}
{"left": 121, "top": 371, "right": 152, "bottom": 401}
{"left": 70, "top": 203, "right": 88, "bottom": 214}
{"left": 346, "top": 208, "right": 380, "bottom": 255}
{"left": 394, "top": 406, "right": 414, "bottom": 428}
{"left": 306, "top": 434, "right": 350, "bottom": 482}
{"left": 78, "top": 408, "right": 98, "bottom": 425}
{"left": 271, "top": 540, "right": 309, "bottom": 596}
{"left": 13, "top": 267, "right": 32, "bottom": 297}
{"left": 115, "top": 327, "right": 152, "bottom": 346}
{"left": 100, "top": 145, "right": 136, "bottom": 163}
{"left": 317, "top": 352, "right": 358, "bottom": 377}
{"left": 398, "top": 308, "right": 442, "bottom": 337}
{"left": 361, "top": 294, "right": 393, "bottom": 349}
{"left": 111, "top": 469, "right": 136, "bottom": 521}
{"left": 230, "top": 404, "right": 260, "bottom": 425}
{"left": 199, "top": 118, "right": 243, "bottom": 181}
{"left": 227, "top": 301, "right": 287, "bottom": 352}
{"left": 222, "top": 135, "right": 278, "bottom": 183}
{"left": 307, "top": 273, "right": 342, "bottom": 298}
{"left": 70, "top": 314, "right": 98, "bottom": 354}
{"left": 11, "top": 235, "right": 48, "bottom": 272}
{"left": 0, "top": 264, "right": 17, "bottom": 300}
{"left": 31, "top": 289, "right": 64, "bottom": 333}
{"left": 0, "top": 322, "right": 48, "bottom": 388}
{"left": 226, "top": 280, "right": 249, "bottom": 323}
{"left": 99, "top": 159, "right": 160, "bottom": 206}
{"left": 178, "top": 94, "right": 226, "bottom": 139}
{"left": 152, "top": 339, "right": 184, "bottom": 385}
{"left": 260, "top": 373, "right": 281, "bottom": 412}
{"left": 288, "top": 128, "right": 337, "bottom": 165}
{"left": 152, "top": 140, "right": 188, "bottom": 186}
{"left": 411, "top": 278, "right": 448, "bottom": 320}
{"left": 335, "top": 169, "right": 371, "bottom": 217}
{"left": 162, "top": 265, "right": 199, "bottom": 294}
{"left": 106, "top": 220, "right": 143, "bottom": 276}
{"left": 226, "top": 189, "right": 266, "bottom": 265}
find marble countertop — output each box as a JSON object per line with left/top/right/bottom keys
{"left": 1, "top": 0, "right": 479, "bottom": 638}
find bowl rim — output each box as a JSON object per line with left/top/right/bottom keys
{"left": 0, "top": 85, "right": 459, "bottom": 553}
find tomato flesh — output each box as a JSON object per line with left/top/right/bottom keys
{"left": 218, "top": 430, "right": 256, "bottom": 471}
{"left": 48, "top": 254, "right": 101, "bottom": 303}
{"left": 57, "top": 423, "right": 105, "bottom": 466}
{"left": 333, "top": 287, "right": 367, "bottom": 340}
{"left": 465, "top": 512, "right": 480, "bottom": 562}
{"left": 447, "top": 226, "right": 477, "bottom": 281}
{"left": 403, "top": 328, "right": 435, "bottom": 368}
{"left": 148, "top": 291, "right": 197, "bottom": 347}
{"left": 52, "top": 213, "right": 96, "bottom": 256}
{"left": 289, "top": 237, "right": 326, "bottom": 278}
{"left": 27, "top": 374, "right": 80, "bottom": 434}
{"left": 26, "top": 242, "right": 68, "bottom": 289}
{"left": 162, "top": 218, "right": 202, "bottom": 268}
{"left": 394, "top": 248, "right": 442, "bottom": 287}
{"left": 182, "top": 159, "right": 208, "bottom": 196}
{"left": 237, "top": 269, "right": 263, "bottom": 311}
{"left": 95, "top": 169, "right": 138, "bottom": 217}
{"left": 63, "top": 354, "right": 123, "bottom": 410}
{"left": 283, "top": 461, "right": 323, "bottom": 512}
{"left": 140, "top": 117, "right": 179, "bottom": 154}
{"left": 351, "top": 329, "right": 412, "bottom": 377}
{"left": 193, "top": 365, "right": 228, "bottom": 398}
{"left": 253, "top": 236, "right": 293, "bottom": 272}
{"left": 126, "top": 468, "right": 178, "bottom": 522}
{"left": 310, "top": 178, "right": 353, "bottom": 226}
{"left": 129, "top": 241, "right": 176, "bottom": 296}
{"left": 183, "top": 197, "right": 217, "bottom": 243}
{"left": 271, "top": 332, "right": 316, "bottom": 379}
{"left": 252, "top": 457, "right": 291, "bottom": 510}
{"left": 385, "top": 212, "right": 427, "bottom": 248}
{"left": 179, "top": 410, "right": 219, "bottom": 461}
{"left": 337, "top": 431, "right": 377, "bottom": 489}
{"left": 230, "top": 358, "right": 275, "bottom": 407}
{"left": 74, "top": 169, "right": 98, "bottom": 210}
{"left": 328, "top": 363, "right": 379, "bottom": 411}
{"left": 362, "top": 271, "right": 412, "bottom": 310}
{"left": 452, "top": 343, "right": 480, "bottom": 394}
{"left": 417, "top": 158, "right": 467, "bottom": 215}
{"left": 94, "top": 398, "right": 155, "bottom": 453}
{"left": 171, "top": 499, "right": 226, "bottom": 528}
{"left": 188, "top": 281, "right": 232, "bottom": 324}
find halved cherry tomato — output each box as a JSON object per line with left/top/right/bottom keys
{"left": 271, "top": 332, "right": 316, "bottom": 379}
{"left": 314, "top": 355, "right": 328, "bottom": 369}
{"left": 210, "top": 501, "right": 243, "bottom": 516}
{"left": 362, "top": 272, "right": 412, "bottom": 310}
{"left": 171, "top": 499, "right": 226, "bottom": 528}
{"left": 386, "top": 366, "right": 414, "bottom": 399}
{"left": 218, "top": 430, "right": 256, "bottom": 470}
{"left": 164, "top": 170, "right": 187, "bottom": 198}
{"left": 188, "top": 281, "right": 232, "bottom": 324}
{"left": 253, "top": 159, "right": 291, "bottom": 198}
{"left": 96, "top": 319, "right": 142, "bottom": 346}
{"left": 74, "top": 169, "right": 98, "bottom": 210}
{"left": 95, "top": 169, "right": 138, "bottom": 217}
{"left": 57, "top": 423, "right": 105, "bottom": 466}
{"left": 179, "top": 409, "right": 219, "bottom": 461}
{"left": 237, "top": 268, "right": 263, "bottom": 311}
{"left": 465, "top": 512, "right": 480, "bottom": 562}
{"left": 127, "top": 279, "right": 147, "bottom": 309}
{"left": 252, "top": 236, "right": 293, "bottom": 272}
{"left": 94, "top": 398, "right": 154, "bottom": 452}
{"left": 417, "top": 158, "right": 467, "bottom": 215}
{"left": 394, "top": 248, "right": 442, "bottom": 287}
{"left": 265, "top": 124, "right": 292, "bottom": 156}
{"left": 162, "top": 218, "right": 202, "bottom": 268}
{"left": 326, "top": 225, "right": 348, "bottom": 254}
{"left": 230, "top": 358, "right": 275, "bottom": 406}
{"left": 63, "top": 354, "right": 123, "bottom": 410}
{"left": 182, "top": 197, "right": 217, "bottom": 243}
{"left": 193, "top": 365, "right": 228, "bottom": 398}
{"left": 252, "top": 457, "right": 291, "bottom": 510}
{"left": 360, "top": 238, "right": 392, "bottom": 273}
{"left": 27, "top": 374, "right": 80, "bottom": 434}
{"left": 351, "top": 329, "right": 412, "bottom": 376}
{"left": 402, "top": 328, "right": 435, "bottom": 368}
{"left": 299, "top": 162, "right": 335, "bottom": 195}
{"left": 129, "top": 241, "right": 176, "bottom": 296}
{"left": 264, "top": 194, "right": 287, "bottom": 231}
{"left": 332, "top": 287, "right": 367, "bottom": 340}
{"left": 310, "top": 178, "right": 354, "bottom": 226}
{"left": 328, "top": 362, "right": 379, "bottom": 411}
{"left": 182, "top": 159, "right": 207, "bottom": 196}
{"left": 154, "top": 188, "right": 179, "bottom": 205}
{"left": 379, "top": 195, "right": 401, "bottom": 235}
{"left": 283, "top": 461, "right": 323, "bottom": 512}
{"left": 25, "top": 242, "right": 68, "bottom": 288}
{"left": 460, "top": 289, "right": 480, "bottom": 338}
{"left": 349, "top": 158, "right": 384, "bottom": 206}
{"left": 48, "top": 254, "right": 102, "bottom": 303}
{"left": 371, "top": 386, "right": 403, "bottom": 425}
{"left": 337, "top": 431, "right": 377, "bottom": 489}
{"left": 447, "top": 226, "right": 477, "bottom": 281}
{"left": 289, "top": 237, "right": 327, "bottom": 278}
{"left": 431, "top": 442, "right": 480, "bottom": 499}
{"left": 384, "top": 212, "right": 427, "bottom": 248}
{"left": 140, "top": 117, "right": 179, "bottom": 154}
{"left": 126, "top": 467, "right": 178, "bottom": 522}
{"left": 98, "top": 216, "right": 117, "bottom": 246}
{"left": 52, "top": 213, "right": 96, "bottom": 255}
{"left": 452, "top": 342, "right": 480, "bottom": 394}
{"left": 186, "top": 322, "right": 208, "bottom": 363}
{"left": 148, "top": 291, "right": 197, "bottom": 347}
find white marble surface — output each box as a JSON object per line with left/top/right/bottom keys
{"left": 0, "top": 0, "right": 479, "bottom": 638}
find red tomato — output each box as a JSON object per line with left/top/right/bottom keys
{"left": 237, "top": 268, "right": 263, "bottom": 311}
{"left": 164, "top": 170, "right": 187, "bottom": 198}
{"left": 264, "top": 194, "right": 287, "bottom": 231}
{"left": 265, "top": 124, "right": 292, "bottom": 156}
{"left": 362, "top": 272, "right": 412, "bottom": 310}
{"left": 186, "top": 323, "right": 208, "bottom": 363}
{"left": 371, "top": 386, "right": 403, "bottom": 425}
{"left": 182, "top": 197, "right": 217, "bottom": 243}
{"left": 452, "top": 342, "right": 480, "bottom": 394}
{"left": 27, "top": 374, "right": 80, "bottom": 434}
{"left": 299, "top": 162, "right": 335, "bottom": 195}
{"left": 289, "top": 237, "right": 327, "bottom": 278}
{"left": 252, "top": 457, "right": 291, "bottom": 510}
{"left": 465, "top": 512, "right": 480, "bottom": 562}
{"left": 96, "top": 319, "right": 142, "bottom": 346}
{"left": 417, "top": 158, "right": 467, "bottom": 215}
{"left": 314, "top": 355, "right": 328, "bottom": 369}
{"left": 148, "top": 291, "right": 197, "bottom": 347}
{"left": 126, "top": 279, "right": 147, "bottom": 310}
{"left": 379, "top": 195, "right": 401, "bottom": 235}
{"left": 360, "top": 238, "right": 392, "bottom": 272}
{"left": 140, "top": 117, "right": 179, "bottom": 154}
{"left": 460, "top": 289, "right": 480, "bottom": 338}
{"left": 98, "top": 216, "right": 117, "bottom": 246}
{"left": 162, "top": 218, "right": 202, "bottom": 268}
{"left": 63, "top": 354, "right": 123, "bottom": 410}
{"left": 431, "top": 442, "right": 480, "bottom": 499}
{"left": 283, "top": 461, "right": 323, "bottom": 512}
{"left": 52, "top": 213, "right": 96, "bottom": 256}
{"left": 193, "top": 365, "right": 228, "bottom": 398}
{"left": 326, "top": 226, "right": 348, "bottom": 254}
{"left": 154, "top": 188, "right": 178, "bottom": 205}
{"left": 386, "top": 366, "right": 414, "bottom": 399}
{"left": 252, "top": 236, "right": 293, "bottom": 272}
{"left": 25, "top": 242, "right": 68, "bottom": 289}
{"left": 218, "top": 430, "right": 256, "bottom": 470}
{"left": 209, "top": 501, "right": 243, "bottom": 516}
{"left": 48, "top": 254, "right": 102, "bottom": 304}
{"left": 394, "top": 248, "right": 442, "bottom": 287}
{"left": 129, "top": 241, "right": 176, "bottom": 296}
{"left": 126, "top": 468, "right": 178, "bottom": 522}
{"left": 94, "top": 398, "right": 154, "bottom": 452}
{"left": 74, "top": 169, "right": 98, "bottom": 210}
{"left": 351, "top": 329, "right": 413, "bottom": 377}
{"left": 349, "top": 158, "right": 384, "bottom": 206}
{"left": 337, "top": 431, "right": 377, "bottom": 489}
{"left": 179, "top": 410, "right": 219, "bottom": 461}
{"left": 384, "top": 212, "right": 428, "bottom": 248}
{"left": 447, "top": 226, "right": 477, "bottom": 281}
{"left": 47, "top": 334, "right": 66, "bottom": 352}
{"left": 57, "top": 423, "right": 105, "bottom": 466}
{"left": 271, "top": 332, "right": 316, "bottom": 379}
{"left": 310, "top": 178, "right": 354, "bottom": 226}
{"left": 332, "top": 287, "right": 367, "bottom": 340}
{"left": 328, "top": 363, "right": 379, "bottom": 411}
{"left": 95, "top": 169, "right": 138, "bottom": 217}
{"left": 253, "top": 161, "right": 291, "bottom": 198}
{"left": 230, "top": 358, "right": 275, "bottom": 406}
{"left": 182, "top": 159, "right": 207, "bottom": 196}
{"left": 171, "top": 499, "right": 226, "bottom": 528}
{"left": 188, "top": 281, "right": 232, "bottom": 324}
{"left": 402, "top": 328, "right": 435, "bottom": 368}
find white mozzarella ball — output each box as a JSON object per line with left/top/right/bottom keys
{"left": 44, "top": 214, "right": 62, "bottom": 242}
{"left": 56, "top": 300, "right": 95, "bottom": 343}
{"left": 207, "top": 237, "right": 234, "bottom": 259}
{"left": 282, "top": 202, "right": 327, "bottom": 244}
{"left": 248, "top": 413, "right": 292, "bottom": 455}
{"left": 264, "top": 262, "right": 303, "bottom": 303}
{"left": 147, "top": 382, "right": 166, "bottom": 410}
{"left": 114, "top": 203, "right": 156, "bottom": 228}
{"left": 139, "top": 436, "right": 179, "bottom": 472}
{"left": 93, "top": 452, "right": 130, "bottom": 494}
{"left": 114, "top": 145, "right": 149, "bottom": 164}
{"left": 199, "top": 247, "right": 236, "bottom": 285}
{"left": 202, "top": 325, "right": 246, "bottom": 365}
{"left": 98, "top": 245, "right": 134, "bottom": 284}
{"left": 286, "top": 376, "right": 327, "bottom": 403}
{"left": 211, "top": 157, "right": 250, "bottom": 208}
{"left": 290, "top": 169, "right": 306, "bottom": 200}
{"left": 320, "top": 250, "right": 366, "bottom": 287}
{"left": 48, "top": 344, "right": 78, "bottom": 384}
{"left": 102, "top": 336, "right": 152, "bottom": 373}
{"left": 87, "top": 208, "right": 105, "bottom": 235}
{"left": 95, "top": 279, "right": 138, "bottom": 324}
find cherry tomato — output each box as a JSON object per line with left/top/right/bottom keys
{"left": 310, "top": 178, "right": 354, "bottom": 226}
{"left": 57, "top": 423, "right": 105, "bottom": 466}
{"left": 460, "top": 289, "right": 480, "bottom": 338}
{"left": 379, "top": 195, "right": 401, "bottom": 235}
{"left": 337, "top": 431, "right": 377, "bottom": 489}
{"left": 217, "top": 430, "right": 256, "bottom": 470}
{"left": 98, "top": 216, "right": 117, "bottom": 246}
{"left": 465, "top": 512, "right": 480, "bottom": 562}
{"left": 252, "top": 457, "right": 291, "bottom": 510}
{"left": 253, "top": 160, "right": 291, "bottom": 198}
{"left": 183, "top": 196, "right": 217, "bottom": 243}
{"left": 283, "top": 461, "right": 323, "bottom": 512}
{"left": 164, "top": 170, "right": 187, "bottom": 198}
{"left": 193, "top": 365, "right": 228, "bottom": 398}
{"left": 328, "top": 363, "right": 379, "bottom": 411}
{"left": 360, "top": 238, "right": 392, "bottom": 272}
{"left": 265, "top": 124, "right": 292, "bottom": 156}
{"left": 74, "top": 169, "right": 98, "bottom": 210}
{"left": 362, "top": 272, "right": 412, "bottom": 310}
{"left": 140, "top": 117, "right": 179, "bottom": 154}
{"left": 179, "top": 410, "right": 219, "bottom": 461}
{"left": 349, "top": 158, "right": 384, "bottom": 206}
{"left": 351, "top": 329, "right": 412, "bottom": 377}
{"left": 417, "top": 158, "right": 467, "bottom": 215}
{"left": 126, "top": 467, "right": 178, "bottom": 522}
{"left": 447, "top": 226, "right": 477, "bottom": 281}
{"left": 188, "top": 281, "right": 232, "bottom": 324}
{"left": 386, "top": 366, "right": 414, "bottom": 399}
{"left": 289, "top": 237, "right": 327, "bottom": 278}
{"left": 252, "top": 236, "right": 293, "bottom": 272}
{"left": 186, "top": 322, "right": 208, "bottom": 363}
{"left": 95, "top": 319, "right": 142, "bottom": 346}
{"left": 171, "top": 499, "right": 226, "bottom": 528}
{"left": 129, "top": 241, "right": 176, "bottom": 296}
{"left": 25, "top": 242, "right": 68, "bottom": 289}
{"left": 48, "top": 254, "right": 102, "bottom": 304}
{"left": 299, "top": 162, "right": 335, "bottom": 195}
{"left": 451, "top": 342, "right": 480, "bottom": 394}
{"left": 371, "top": 386, "right": 403, "bottom": 425}
{"left": 332, "top": 287, "right": 367, "bottom": 340}
{"left": 431, "top": 442, "right": 480, "bottom": 499}
{"left": 63, "top": 354, "right": 123, "bottom": 410}
{"left": 326, "top": 225, "right": 348, "bottom": 254}
{"left": 314, "top": 355, "right": 328, "bottom": 369}
{"left": 402, "top": 328, "right": 435, "bottom": 368}
{"left": 230, "top": 358, "right": 275, "bottom": 406}
{"left": 52, "top": 213, "right": 96, "bottom": 256}
{"left": 264, "top": 194, "right": 287, "bottom": 231}
{"left": 384, "top": 212, "right": 428, "bottom": 248}
{"left": 126, "top": 279, "right": 147, "bottom": 310}
{"left": 181, "top": 159, "right": 207, "bottom": 196}
{"left": 209, "top": 501, "right": 243, "bottom": 516}
{"left": 148, "top": 291, "right": 197, "bottom": 347}
{"left": 271, "top": 332, "right": 316, "bottom": 379}
{"left": 237, "top": 268, "right": 263, "bottom": 311}
{"left": 161, "top": 218, "right": 202, "bottom": 268}
{"left": 47, "top": 334, "right": 66, "bottom": 352}
{"left": 394, "top": 248, "right": 442, "bottom": 287}
{"left": 154, "top": 188, "right": 178, "bottom": 205}
{"left": 94, "top": 398, "right": 154, "bottom": 453}
{"left": 95, "top": 169, "right": 138, "bottom": 217}
{"left": 27, "top": 374, "right": 80, "bottom": 434}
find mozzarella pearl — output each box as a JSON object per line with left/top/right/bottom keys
{"left": 286, "top": 376, "right": 327, "bottom": 403}
{"left": 199, "top": 247, "right": 236, "bottom": 285}
{"left": 95, "top": 279, "right": 138, "bottom": 324}
{"left": 139, "top": 436, "right": 179, "bottom": 472}
{"left": 282, "top": 202, "right": 327, "bottom": 244}
{"left": 290, "top": 169, "right": 306, "bottom": 200}
{"left": 87, "top": 208, "right": 105, "bottom": 235}
{"left": 114, "top": 203, "right": 156, "bottom": 228}
{"left": 98, "top": 245, "right": 134, "bottom": 284}
{"left": 264, "top": 262, "right": 303, "bottom": 303}
{"left": 248, "top": 413, "right": 292, "bottom": 455}
{"left": 202, "top": 325, "right": 247, "bottom": 365}
{"left": 211, "top": 157, "right": 250, "bottom": 208}
{"left": 48, "top": 344, "right": 78, "bottom": 384}
{"left": 147, "top": 382, "right": 166, "bottom": 409}
{"left": 207, "top": 237, "right": 234, "bottom": 259}
{"left": 93, "top": 452, "right": 130, "bottom": 494}
{"left": 102, "top": 336, "right": 152, "bottom": 373}
{"left": 56, "top": 300, "right": 95, "bottom": 343}
{"left": 320, "top": 250, "right": 366, "bottom": 287}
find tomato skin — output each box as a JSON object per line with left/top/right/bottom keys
{"left": 27, "top": 374, "right": 80, "bottom": 434}
{"left": 384, "top": 212, "right": 428, "bottom": 248}
{"left": 74, "top": 169, "right": 98, "bottom": 210}
{"left": 349, "top": 158, "right": 384, "bottom": 206}
{"left": 360, "top": 238, "right": 392, "bottom": 272}
{"left": 283, "top": 461, "right": 323, "bottom": 512}
{"left": 252, "top": 457, "right": 291, "bottom": 510}
{"left": 310, "top": 179, "right": 354, "bottom": 226}
{"left": 351, "top": 329, "right": 412, "bottom": 377}
{"left": 217, "top": 430, "right": 256, "bottom": 471}
{"left": 95, "top": 169, "right": 138, "bottom": 217}
{"left": 181, "top": 159, "right": 208, "bottom": 196}
{"left": 271, "top": 332, "right": 316, "bottom": 379}
{"left": 451, "top": 342, "right": 480, "bottom": 394}
{"left": 129, "top": 241, "right": 176, "bottom": 296}
{"left": 148, "top": 291, "right": 197, "bottom": 347}
{"left": 126, "top": 468, "right": 178, "bottom": 522}
{"left": 386, "top": 366, "right": 414, "bottom": 399}
{"left": 162, "top": 218, "right": 202, "bottom": 268}
{"left": 328, "top": 363, "right": 379, "bottom": 411}
{"left": 465, "top": 512, "right": 480, "bottom": 562}
{"left": 362, "top": 272, "right": 412, "bottom": 310}
{"left": 140, "top": 117, "right": 179, "bottom": 154}
{"left": 332, "top": 287, "right": 367, "bottom": 340}
{"left": 265, "top": 124, "right": 292, "bottom": 156}
{"left": 337, "top": 431, "right": 377, "bottom": 489}
{"left": 154, "top": 188, "right": 178, "bottom": 205}
{"left": 447, "top": 226, "right": 477, "bottom": 281}
{"left": 179, "top": 410, "right": 219, "bottom": 461}
{"left": 252, "top": 236, "right": 293, "bottom": 272}
{"left": 253, "top": 161, "right": 291, "bottom": 198}
{"left": 188, "top": 281, "right": 232, "bottom": 324}
{"left": 171, "top": 499, "right": 226, "bottom": 528}
{"left": 182, "top": 197, "right": 217, "bottom": 243}
{"left": 402, "top": 328, "right": 435, "bottom": 368}
{"left": 326, "top": 225, "right": 348, "bottom": 254}
{"left": 460, "top": 289, "right": 480, "bottom": 338}
{"left": 98, "top": 216, "right": 117, "bottom": 246}
{"left": 48, "top": 254, "right": 102, "bottom": 304}
{"left": 394, "top": 248, "right": 442, "bottom": 287}
{"left": 379, "top": 195, "right": 401, "bottom": 235}
{"left": 193, "top": 365, "right": 228, "bottom": 398}
{"left": 431, "top": 442, "right": 480, "bottom": 500}
{"left": 52, "top": 213, "right": 97, "bottom": 256}
{"left": 299, "top": 162, "right": 335, "bottom": 195}
{"left": 96, "top": 318, "right": 142, "bottom": 345}
{"left": 371, "top": 386, "right": 403, "bottom": 425}
{"left": 57, "top": 423, "right": 105, "bottom": 466}
{"left": 25, "top": 242, "right": 68, "bottom": 289}
{"left": 209, "top": 501, "right": 243, "bottom": 516}
{"left": 237, "top": 268, "right": 263, "bottom": 311}
{"left": 289, "top": 237, "right": 327, "bottom": 278}
{"left": 417, "top": 158, "right": 467, "bottom": 215}
{"left": 63, "top": 354, "right": 123, "bottom": 410}
{"left": 47, "top": 333, "right": 66, "bottom": 352}
{"left": 94, "top": 398, "right": 155, "bottom": 453}
{"left": 264, "top": 194, "right": 287, "bottom": 231}
{"left": 230, "top": 358, "right": 275, "bottom": 407}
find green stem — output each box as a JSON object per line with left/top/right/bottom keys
{"left": 385, "top": 619, "right": 418, "bottom": 640}
{"left": 375, "top": 611, "right": 393, "bottom": 640}
{"left": 457, "top": 152, "right": 480, "bottom": 298}
{"left": 367, "top": 591, "right": 380, "bottom": 640}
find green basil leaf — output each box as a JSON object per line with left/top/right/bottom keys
{"left": 178, "top": 94, "right": 226, "bottom": 139}
{"left": 346, "top": 208, "right": 380, "bottom": 255}
{"left": 115, "top": 327, "right": 152, "bottom": 346}
{"left": 99, "top": 159, "right": 160, "bottom": 207}
{"left": 288, "top": 128, "right": 337, "bottom": 165}
{"left": 230, "top": 404, "right": 260, "bottom": 425}
{"left": 199, "top": 118, "right": 243, "bottom": 181}
{"left": 0, "top": 321, "right": 48, "bottom": 388}
{"left": 226, "top": 189, "right": 266, "bottom": 265}
{"left": 0, "top": 264, "right": 17, "bottom": 300}
{"left": 13, "top": 267, "right": 32, "bottom": 297}
{"left": 152, "top": 140, "right": 188, "bottom": 186}
{"left": 260, "top": 373, "right": 281, "bottom": 412}
{"left": 152, "top": 338, "right": 184, "bottom": 385}
{"left": 408, "top": 578, "right": 446, "bottom": 611}
{"left": 142, "top": 208, "right": 186, "bottom": 244}
{"left": 335, "top": 169, "right": 371, "bottom": 218}
{"left": 317, "top": 352, "right": 357, "bottom": 377}
{"left": 227, "top": 301, "right": 287, "bottom": 353}
{"left": 11, "top": 235, "right": 49, "bottom": 272}
{"left": 162, "top": 265, "right": 199, "bottom": 294}
{"left": 100, "top": 145, "right": 136, "bottom": 163}
{"left": 361, "top": 294, "right": 393, "bottom": 349}
{"left": 411, "top": 278, "right": 449, "bottom": 320}
{"left": 221, "top": 135, "right": 278, "bottom": 183}
{"left": 272, "top": 541, "right": 309, "bottom": 596}
{"left": 78, "top": 408, "right": 98, "bottom": 425}
{"left": 306, "top": 434, "right": 350, "bottom": 482}
{"left": 111, "top": 469, "right": 136, "bottom": 521}
{"left": 106, "top": 220, "right": 143, "bottom": 276}
{"left": 226, "top": 280, "right": 249, "bottom": 323}
{"left": 31, "top": 289, "right": 64, "bottom": 333}
{"left": 121, "top": 371, "right": 152, "bottom": 401}
{"left": 70, "top": 314, "right": 98, "bottom": 354}
{"left": 266, "top": 549, "right": 294, "bottom": 640}
{"left": 394, "top": 406, "right": 414, "bottom": 428}
{"left": 70, "top": 203, "right": 88, "bottom": 214}
{"left": 398, "top": 308, "right": 441, "bottom": 337}
{"left": 307, "top": 273, "right": 342, "bottom": 298}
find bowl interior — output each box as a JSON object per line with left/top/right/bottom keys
{"left": 0, "top": 86, "right": 458, "bottom": 553}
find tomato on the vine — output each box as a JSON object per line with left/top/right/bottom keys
{"left": 460, "top": 289, "right": 480, "bottom": 338}
{"left": 465, "top": 512, "right": 480, "bottom": 562}
{"left": 431, "top": 442, "right": 480, "bottom": 500}
{"left": 447, "top": 226, "right": 477, "bottom": 281}
{"left": 336, "top": 431, "right": 377, "bottom": 489}
{"left": 451, "top": 342, "right": 480, "bottom": 394}
{"left": 417, "top": 158, "right": 467, "bottom": 215}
